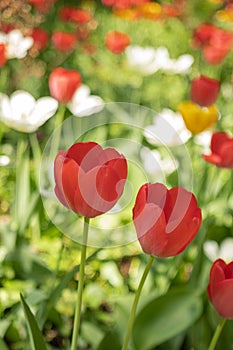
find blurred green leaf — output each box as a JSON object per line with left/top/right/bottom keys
{"left": 133, "top": 287, "right": 203, "bottom": 350}
{"left": 97, "top": 330, "right": 121, "bottom": 350}
{"left": 20, "top": 294, "right": 47, "bottom": 350}
{"left": 0, "top": 338, "right": 10, "bottom": 350}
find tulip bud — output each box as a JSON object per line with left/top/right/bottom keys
{"left": 52, "top": 31, "right": 77, "bottom": 52}
{"left": 49, "top": 67, "right": 82, "bottom": 103}
{"left": 105, "top": 31, "right": 130, "bottom": 54}
{"left": 190, "top": 75, "right": 220, "bottom": 106}
{"left": 202, "top": 131, "right": 233, "bottom": 168}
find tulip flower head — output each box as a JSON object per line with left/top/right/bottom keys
{"left": 0, "top": 91, "right": 58, "bottom": 133}
{"left": 133, "top": 183, "right": 202, "bottom": 257}
{"left": 52, "top": 31, "right": 77, "bottom": 52}
{"left": 30, "top": 27, "right": 49, "bottom": 51}
{"left": 190, "top": 75, "right": 220, "bottom": 106}
{"left": 105, "top": 31, "right": 130, "bottom": 54}
{"left": 202, "top": 131, "right": 233, "bottom": 168}
{"left": 207, "top": 259, "right": 233, "bottom": 318}
{"left": 54, "top": 142, "right": 128, "bottom": 218}
{"left": 0, "top": 29, "right": 33, "bottom": 59}
{"left": 49, "top": 68, "right": 82, "bottom": 103}
{"left": 178, "top": 101, "right": 218, "bottom": 134}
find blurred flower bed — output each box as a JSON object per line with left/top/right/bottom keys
{"left": 0, "top": 0, "right": 233, "bottom": 349}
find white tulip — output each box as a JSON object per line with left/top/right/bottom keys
{"left": 0, "top": 30, "right": 33, "bottom": 59}
{"left": 0, "top": 91, "right": 58, "bottom": 133}
{"left": 67, "top": 85, "right": 104, "bottom": 117}
{"left": 144, "top": 108, "right": 191, "bottom": 146}
{"left": 126, "top": 45, "right": 193, "bottom": 75}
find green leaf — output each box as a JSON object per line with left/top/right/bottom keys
{"left": 97, "top": 330, "right": 121, "bottom": 350}
{"left": 0, "top": 338, "right": 10, "bottom": 350}
{"left": 133, "top": 287, "right": 203, "bottom": 350}
{"left": 20, "top": 294, "right": 47, "bottom": 350}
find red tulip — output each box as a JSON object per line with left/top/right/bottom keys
{"left": 0, "top": 44, "right": 7, "bottom": 67}
{"left": 190, "top": 75, "right": 220, "bottom": 106}
{"left": 105, "top": 31, "right": 130, "bottom": 54}
{"left": 52, "top": 31, "right": 77, "bottom": 52}
{"left": 207, "top": 259, "right": 233, "bottom": 318}
{"left": 59, "top": 7, "right": 92, "bottom": 23}
{"left": 30, "top": 28, "right": 49, "bottom": 51}
{"left": 192, "top": 23, "right": 233, "bottom": 65}
{"left": 202, "top": 132, "right": 233, "bottom": 169}
{"left": 133, "top": 183, "right": 202, "bottom": 257}
{"left": 192, "top": 23, "right": 217, "bottom": 48}
{"left": 49, "top": 68, "right": 82, "bottom": 103}
{"left": 54, "top": 142, "right": 128, "bottom": 218}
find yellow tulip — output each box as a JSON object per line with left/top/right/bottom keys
{"left": 137, "top": 3, "right": 161, "bottom": 20}
{"left": 177, "top": 101, "right": 219, "bottom": 134}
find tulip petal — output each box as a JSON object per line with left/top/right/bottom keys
{"left": 54, "top": 151, "right": 70, "bottom": 208}
{"left": 134, "top": 202, "right": 167, "bottom": 257}
{"left": 10, "top": 90, "right": 35, "bottom": 121}
{"left": 207, "top": 259, "right": 226, "bottom": 300}
{"left": 211, "top": 132, "right": 230, "bottom": 155}
{"left": 211, "top": 279, "right": 233, "bottom": 318}
{"left": 162, "top": 187, "right": 202, "bottom": 256}
{"left": 74, "top": 165, "right": 121, "bottom": 218}
{"left": 147, "top": 183, "right": 168, "bottom": 209}
{"left": 66, "top": 142, "right": 103, "bottom": 171}
{"left": 202, "top": 153, "right": 222, "bottom": 165}
{"left": 219, "top": 140, "right": 233, "bottom": 168}
{"left": 105, "top": 157, "right": 128, "bottom": 182}
{"left": 54, "top": 151, "right": 81, "bottom": 211}
{"left": 30, "top": 97, "right": 58, "bottom": 125}
{"left": 133, "top": 184, "right": 148, "bottom": 219}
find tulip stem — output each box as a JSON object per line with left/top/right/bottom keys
{"left": 122, "top": 255, "right": 155, "bottom": 350}
{"left": 208, "top": 318, "right": 226, "bottom": 350}
{"left": 71, "top": 217, "right": 90, "bottom": 350}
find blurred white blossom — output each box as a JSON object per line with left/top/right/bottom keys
{"left": 0, "top": 90, "right": 58, "bottom": 133}
{"left": 0, "top": 30, "right": 33, "bottom": 59}
{"left": 194, "top": 131, "right": 212, "bottom": 151}
{"left": 126, "top": 45, "right": 193, "bottom": 75}
{"left": 67, "top": 85, "right": 104, "bottom": 117}
{"left": 0, "top": 155, "right": 10, "bottom": 166}
{"left": 141, "top": 147, "right": 178, "bottom": 181}
{"left": 144, "top": 108, "right": 191, "bottom": 146}
{"left": 204, "top": 238, "right": 233, "bottom": 262}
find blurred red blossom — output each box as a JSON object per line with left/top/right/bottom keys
{"left": 102, "top": 0, "right": 150, "bottom": 9}
{"left": 192, "top": 23, "right": 233, "bottom": 64}
{"left": 49, "top": 67, "right": 82, "bottom": 103}
{"left": 59, "top": 7, "right": 92, "bottom": 24}
{"left": 30, "top": 28, "right": 49, "bottom": 51}
{"left": 202, "top": 132, "right": 233, "bottom": 168}
{"left": 190, "top": 75, "right": 220, "bottom": 106}
{"left": 105, "top": 31, "right": 130, "bottom": 54}
{"left": 52, "top": 31, "right": 77, "bottom": 52}
{"left": 0, "top": 44, "right": 7, "bottom": 67}
{"left": 27, "top": 0, "right": 57, "bottom": 12}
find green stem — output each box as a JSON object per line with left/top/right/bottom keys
{"left": 122, "top": 255, "right": 155, "bottom": 350}
{"left": 208, "top": 318, "right": 226, "bottom": 350}
{"left": 29, "top": 133, "right": 41, "bottom": 187}
{"left": 71, "top": 217, "right": 90, "bottom": 350}
{"left": 50, "top": 104, "right": 66, "bottom": 158}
